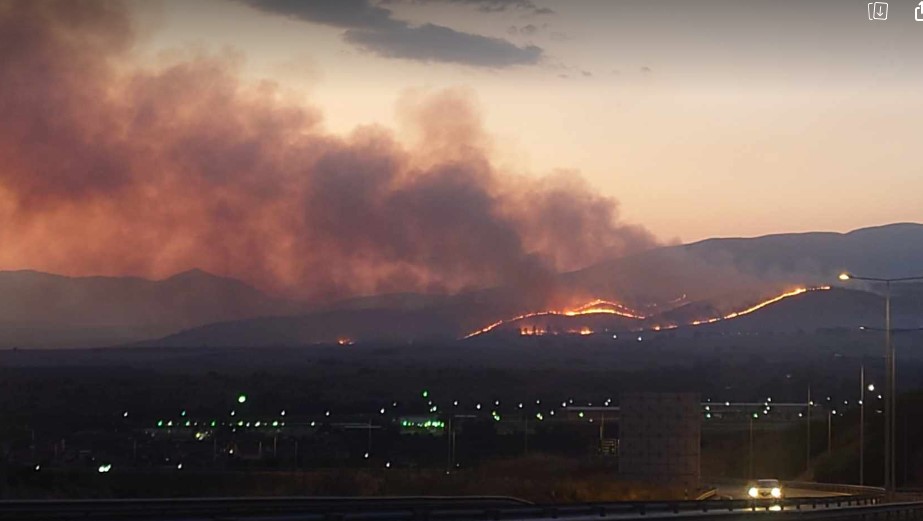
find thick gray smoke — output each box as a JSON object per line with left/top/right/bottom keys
{"left": 0, "top": 0, "right": 657, "bottom": 302}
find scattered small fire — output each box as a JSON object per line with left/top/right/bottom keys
{"left": 519, "top": 326, "right": 593, "bottom": 336}
{"left": 337, "top": 337, "right": 354, "bottom": 346}
{"left": 464, "top": 286, "right": 831, "bottom": 340}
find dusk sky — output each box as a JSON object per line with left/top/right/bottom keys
{"left": 137, "top": 0, "right": 923, "bottom": 241}
{"left": 2, "top": 0, "right": 922, "bottom": 300}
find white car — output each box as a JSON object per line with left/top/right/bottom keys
{"left": 748, "top": 479, "right": 783, "bottom": 500}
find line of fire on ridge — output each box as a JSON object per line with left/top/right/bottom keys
{"left": 462, "top": 286, "right": 832, "bottom": 340}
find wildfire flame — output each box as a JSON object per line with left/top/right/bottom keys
{"left": 464, "top": 286, "right": 831, "bottom": 339}
{"left": 463, "top": 299, "right": 645, "bottom": 339}
{"left": 689, "top": 286, "right": 830, "bottom": 326}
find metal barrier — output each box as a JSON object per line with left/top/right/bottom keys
{"left": 0, "top": 495, "right": 532, "bottom": 521}
{"left": 0, "top": 494, "right": 887, "bottom": 521}
{"left": 0, "top": 484, "right": 894, "bottom": 520}
{"left": 784, "top": 480, "right": 887, "bottom": 497}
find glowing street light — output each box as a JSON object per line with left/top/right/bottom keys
{"left": 839, "top": 271, "right": 923, "bottom": 492}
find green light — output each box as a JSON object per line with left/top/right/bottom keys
{"left": 422, "top": 390, "right": 429, "bottom": 398}
{"left": 210, "top": 420, "right": 216, "bottom": 427}
{"left": 157, "top": 420, "right": 163, "bottom": 427}
{"left": 237, "top": 394, "right": 247, "bottom": 403}
{"left": 272, "top": 421, "right": 279, "bottom": 427}
{"left": 578, "top": 412, "right": 585, "bottom": 418}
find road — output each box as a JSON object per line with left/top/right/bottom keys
{"left": 715, "top": 485, "right": 845, "bottom": 500}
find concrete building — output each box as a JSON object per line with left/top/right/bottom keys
{"left": 619, "top": 392, "right": 701, "bottom": 488}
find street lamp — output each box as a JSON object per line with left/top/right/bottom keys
{"left": 859, "top": 324, "right": 923, "bottom": 489}
{"left": 749, "top": 412, "right": 758, "bottom": 479}
{"left": 859, "top": 365, "right": 878, "bottom": 486}
{"left": 839, "top": 272, "right": 923, "bottom": 492}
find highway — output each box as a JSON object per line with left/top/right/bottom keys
{"left": 0, "top": 493, "right": 882, "bottom": 521}
{"left": 714, "top": 485, "right": 845, "bottom": 500}
{"left": 0, "top": 483, "right": 885, "bottom": 521}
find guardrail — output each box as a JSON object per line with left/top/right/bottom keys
{"left": 696, "top": 488, "right": 718, "bottom": 501}
{"left": 0, "top": 494, "right": 885, "bottom": 521}
{"left": 0, "top": 483, "right": 891, "bottom": 521}
{"left": 784, "top": 481, "right": 887, "bottom": 497}
{"left": 0, "top": 495, "right": 531, "bottom": 520}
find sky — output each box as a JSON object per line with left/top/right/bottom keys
{"left": 137, "top": 0, "right": 923, "bottom": 242}
{"left": 1, "top": 0, "right": 922, "bottom": 301}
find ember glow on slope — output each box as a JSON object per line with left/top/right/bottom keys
{"left": 463, "top": 286, "right": 832, "bottom": 339}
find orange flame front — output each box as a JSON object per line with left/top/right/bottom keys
{"left": 463, "top": 299, "right": 645, "bottom": 339}
{"left": 463, "top": 286, "right": 831, "bottom": 339}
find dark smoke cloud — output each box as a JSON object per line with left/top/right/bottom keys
{"left": 0, "top": 0, "right": 656, "bottom": 302}
{"left": 407, "top": 0, "right": 554, "bottom": 15}
{"left": 240, "top": 0, "right": 542, "bottom": 68}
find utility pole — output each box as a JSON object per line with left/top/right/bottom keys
{"left": 860, "top": 365, "right": 865, "bottom": 485}
{"left": 599, "top": 412, "right": 605, "bottom": 445}
{"left": 885, "top": 280, "right": 893, "bottom": 492}
{"left": 367, "top": 417, "right": 373, "bottom": 460}
{"left": 806, "top": 386, "right": 812, "bottom": 473}
{"left": 523, "top": 415, "right": 529, "bottom": 455}
{"left": 749, "top": 416, "right": 754, "bottom": 479}
{"left": 446, "top": 417, "right": 453, "bottom": 474}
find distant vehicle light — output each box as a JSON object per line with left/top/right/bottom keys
{"left": 771, "top": 487, "right": 782, "bottom": 498}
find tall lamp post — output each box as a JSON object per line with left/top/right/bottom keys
{"left": 749, "top": 413, "right": 757, "bottom": 479}
{"left": 859, "top": 367, "right": 875, "bottom": 486}
{"left": 858, "top": 325, "right": 923, "bottom": 488}
{"left": 839, "top": 272, "right": 923, "bottom": 492}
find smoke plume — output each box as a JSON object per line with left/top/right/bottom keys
{"left": 0, "top": 0, "right": 656, "bottom": 302}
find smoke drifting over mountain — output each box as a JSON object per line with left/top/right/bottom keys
{"left": 0, "top": 1, "right": 655, "bottom": 302}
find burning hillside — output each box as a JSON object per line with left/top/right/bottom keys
{"left": 462, "top": 286, "right": 832, "bottom": 339}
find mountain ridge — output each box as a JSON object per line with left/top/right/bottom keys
{"left": 3, "top": 222, "right": 922, "bottom": 348}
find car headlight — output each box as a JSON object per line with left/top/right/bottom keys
{"left": 748, "top": 487, "right": 758, "bottom": 498}
{"left": 771, "top": 487, "right": 781, "bottom": 498}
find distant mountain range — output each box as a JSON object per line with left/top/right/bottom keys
{"left": 0, "top": 269, "right": 304, "bottom": 348}
{"left": 3, "top": 222, "right": 923, "bottom": 348}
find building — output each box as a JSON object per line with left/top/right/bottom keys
{"left": 618, "top": 392, "right": 701, "bottom": 488}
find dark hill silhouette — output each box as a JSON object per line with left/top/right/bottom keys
{"left": 0, "top": 269, "right": 304, "bottom": 348}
